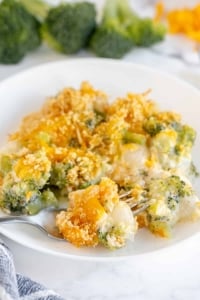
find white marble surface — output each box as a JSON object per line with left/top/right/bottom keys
{"left": 1, "top": 0, "right": 200, "bottom": 298}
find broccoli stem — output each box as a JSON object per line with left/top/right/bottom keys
{"left": 103, "top": 0, "right": 136, "bottom": 27}
{"left": 123, "top": 131, "right": 146, "bottom": 145}
{"left": 41, "top": 24, "right": 63, "bottom": 52}
{"left": 115, "top": 0, "right": 137, "bottom": 23}
{"left": 103, "top": 0, "right": 121, "bottom": 23}
{"left": 18, "top": 0, "right": 50, "bottom": 20}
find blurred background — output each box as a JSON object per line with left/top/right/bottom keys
{"left": 0, "top": 0, "right": 200, "bottom": 85}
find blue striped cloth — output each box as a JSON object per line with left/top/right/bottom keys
{"left": 0, "top": 240, "right": 64, "bottom": 300}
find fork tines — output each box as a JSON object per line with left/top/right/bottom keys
{"left": 123, "top": 196, "right": 149, "bottom": 215}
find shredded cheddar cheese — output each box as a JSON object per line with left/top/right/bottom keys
{"left": 0, "top": 81, "right": 199, "bottom": 249}
{"left": 154, "top": 1, "right": 165, "bottom": 23}
{"left": 167, "top": 5, "right": 200, "bottom": 42}
{"left": 155, "top": 2, "right": 200, "bottom": 42}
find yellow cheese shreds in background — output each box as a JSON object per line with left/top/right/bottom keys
{"left": 155, "top": 2, "right": 200, "bottom": 42}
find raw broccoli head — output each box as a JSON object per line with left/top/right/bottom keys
{"left": 90, "top": 0, "right": 133, "bottom": 58}
{"left": 90, "top": 0, "right": 166, "bottom": 58}
{"left": 0, "top": 0, "right": 41, "bottom": 64}
{"left": 117, "top": 0, "right": 166, "bottom": 47}
{"left": 127, "top": 18, "right": 166, "bottom": 47}
{"left": 41, "top": 2, "right": 96, "bottom": 54}
{"left": 89, "top": 24, "right": 133, "bottom": 58}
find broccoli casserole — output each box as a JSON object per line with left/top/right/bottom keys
{"left": 0, "top": 82, "right": 199, "bottom": 249}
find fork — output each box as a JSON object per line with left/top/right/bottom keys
{"left": 119, "top": 191, "right": 150, "bottom": 215}
{"left": 0, "top": 208, "right": 64, "bottom": 241}
{"left": 0, "top": 195, "right": 149, "bottom": 241}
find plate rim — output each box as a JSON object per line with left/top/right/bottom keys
{"left": 0, "top": 57, "right": 200, "bottom": 97}
{"left": 0, "top": 57, "right": 200, "bottom": 260}
{"left": 1, "top": 224, "right": 200, "bottom": 261}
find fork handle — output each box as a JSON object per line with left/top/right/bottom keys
{"left": 0, "top": 216, "right": 30, "bottom": 224}
{"left": 0, "top": 215, "right": 49, "bottom": 237}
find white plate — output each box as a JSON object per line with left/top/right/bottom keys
{"left": 0, "top": 58, "right": 200, "bottom": 260}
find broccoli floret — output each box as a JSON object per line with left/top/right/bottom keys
{"left": 148, "top": 118, "right": 197, "bottom": 172}
{"left": 0, "top": 180, "right": 42, "bottom": 214}
{"left": 123, "top": 130, "right": 147, "bottom": 145}
{"left": 0, "top": 183, "right": 58, "bottom": 215}
{"left": 89, "top": 24, "right": 133, "bottom": 59}
{"left": 0, "top": 0, "right": 41, "bottom": 64}
{"left": 85, "top": 110, "right": 106, "bottom": 130}
{"left": 146, "top": 175, "right": 193, "bottom": 237}
{"left": 0, "top": 151, "right": 52, "bottom": 214}
{"left": 127, "top": 17, "right": 166, "bottom": 47}
{"left": 41, "top": 2, "right": 96, "bottom": 54}
{"left": 50, "top": 152, "right": 105, "bottom": 193}
{"left": 175, "top": 125, "right": 196, "bottom": 155}
{"left": 115, "top": 0, "right": 166, "bottom": 47}
{"left": 90, "top": 0, "right": 133, "bottom": 58}
{"left": 90, "top": 0, "right": 166, "bottom": 58}
{"left": 38, "top": 188, "right": 58, "bottom": 211}
{"left": 50, "top": 162, "right": 72, "bottom": 189}
{"left": 0, "top": 155, "right": 12, "bottom": 176}
{"left": 143, "top": 117, "right": 165, "bottom": 136}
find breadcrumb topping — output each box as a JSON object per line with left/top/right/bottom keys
{"left": 0, "top": 81, "right": 199, "bottom": 248}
